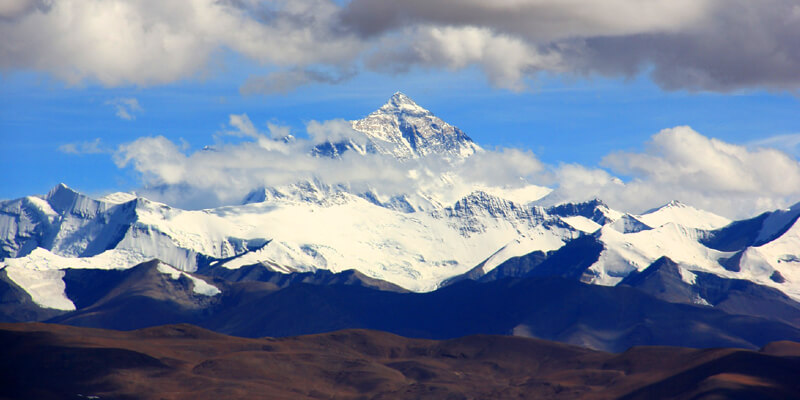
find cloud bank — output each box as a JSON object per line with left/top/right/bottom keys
{"left": 113, "top": 115, "right": 546, "bottom": 209}
{"left": 543, "top": 126, "right": 800, "bottom": 217}
{"left": 3, "top": 0, "right": 799, "bottom": 92}
{"left": 110, "top": 112, "right": 800, "bottom": 218}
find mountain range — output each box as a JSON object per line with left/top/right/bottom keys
{"left": 2, "top": 92, "right": 800, "bottom": 354}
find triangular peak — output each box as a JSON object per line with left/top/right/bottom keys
{"left": 46, "top": 182, "right": 76, "bottom": 198}
{"left": 618, "top": 256, "right": 681, "bottom": 286}
{"left": 642, "top": 199, "right": 687, "bottom": 214}
{"left": 346, "top": 91, "right": 480, "bottom": 160}
{"left": 45, "top": 183, "right": 85, "bottom": 213}
{"left": 638, "top": 199, "right": 730, "bottom": 230}
{"left": 546, "top": 198, "right": 612, "bottom": 219}
{"left": 376, "top": 91, "right": 430, "bottom": 115}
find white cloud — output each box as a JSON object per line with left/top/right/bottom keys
{"left": 106, "top": 98, "right": 143, "bottom": 120}
{"left": 0, "top": 0, "right": 362, "bottom": 87}
{"left": 455, "top": 147, "right": 544, "bottom": 186}
{"left": 341, "top": 0, "right": 710, "bottom": 40}
{"left": 306, "top": 119, "right": 368, "bottom": 146}
{"left": 349, "top": 0, "right": 800, "bottom": 92}
{"left": 0, "top": 0, "right": 50, "bottom": 20}
{"left": 112, "top": 114, "right": 547, "bottom": 208}
{"left": 1, "top": 0, "right": 798, "bottom": 92}
{"left": 542, "top": 126, "right": 800, "bottom": 217}
{"left": 225, "top": 114, "right": 259, "bottom": 138}
{"left": 367, "top": 25, "right": 564, "bottom": 91}
{"left": 111, "top": 114, "right": 800, "bottom": 218}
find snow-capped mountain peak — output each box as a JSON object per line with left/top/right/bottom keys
{"left": 45, "top": 183, "right": 83, "bottom": 212}
{"left": 311, "top": 92, "right": 482, "bottom": 160}
{"left": 376, "top": 91, "right": 431, "bottom": 116}
{"left": 638, "top": 200, "right": 731, "bottom": 230}
{"left": 352, "top": 92, "right": 481, "bottom": 160}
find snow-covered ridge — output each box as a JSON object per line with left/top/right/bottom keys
{"left": 1, "top": 182, "right": 578, "bottom": 293}
{"left": 638, "top": 200, "right": 731, "bottom": 230}
{"left": 4, "top": 181, "right": 800, "bottom": 308}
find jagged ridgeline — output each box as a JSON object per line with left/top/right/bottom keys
{"left": 2, "top": 93, "right": 800, "bottom": 338}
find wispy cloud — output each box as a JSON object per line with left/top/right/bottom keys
{"left": 106, "top": 97, "right": 143, "bottom": 121}
{"left": 240, "top": 67, "right": 357, "bottom": 95}
{"left": 1, "top": 0, "right": 799, "bottom": 92}
{"left": 750, "top": 133, "right": 800, "bottom": 157}
{"left": 58, "top": 138, "right": 109, "bottom": 155}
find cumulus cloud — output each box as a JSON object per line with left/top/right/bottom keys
{"left": 456, "top": 147, "right": 544, "bottom": 186}
{"left": 0, "top": 0, "right": 51, "bottom": 20}
{"left": 2, "top": 0, "right": 798, "bottom": 92}
{"left": 110, "top": 110, "right": 800, "bottom": 218}
{"left": 339, "top": 0, "right": 709, "bottom": 40}
{"left": 366, "top": 25, "right": 563, "bottom": 91}
{"left": 306, "top": 119, "right": 368, "bottom": 146}
{"left": 541, "top": 126, "right": 800, "bottom": 217}
{"left": 0, "top": 0, "right": 361, "bottom": 86}
{"left": 106, "top": 98, "right": 143, "bottom": 120}
{"left": 58, "top": 138, "right": 108, "bottom": 155}
{"left": 112, "top": 113, "right": 546, "bottom": 208}
{"left": 348, "top": 0, "right": 800, "bottom": 92}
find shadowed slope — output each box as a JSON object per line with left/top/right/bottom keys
{"left": 38, "top": 262, "right": 800, "bottom": 352}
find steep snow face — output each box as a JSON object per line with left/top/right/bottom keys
{"left": 100, "top": 192, "right": 138, "bottom": 204}
{"left": 241, "top": 179, "right": 445, "bottom": 213}
{"left": 1, "top": 247, "right": 144, "bottom": 310}
{"left": 535, "top": 199, "right": 733, "bottom": 287}
{"left": 1, "top": 245, "right": 149, "bottom": 311}
{"left": 546, "top": 199, "right": 649, "bottom": 234}
{"left": 156, "top": 262, "right": 220, "bottom": 296}
{"left": 754, "top": 202, "right": 800, "bottom": 244}
{"left": 560, "top": 216, "right": 602, "bottom": 233}
{"left": 736, "top": 207, "right": 800, "bottom": 299}
{"left": 588, "top": 223, "right": 729, "bottom": 286}
{"left": 0, "top": 184, "right": 136, "bottom": 260}
{"left": 210, "top": 190, "right": 582, "bottom": 291}
{"left": 348, "top": 92, "right": 482, "bottom": 160}
{"left": 638, "top": 200, "right": 731, "bottom": 230}
{"left": 478, "top": 231, "right": 578, "bottom": 274}
{"left": 575, "top": 219, "right": 800, "bottom": 304}
{"left": 0, "top": 184, "right": 584, "bottom": 294}
{"left": 0, "top": 185, "right": 264, "bottom": 273}
{"left": 2, "top": 265, "right": 75, "bottom": 311}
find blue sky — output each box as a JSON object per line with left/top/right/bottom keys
{"left": 1, "top": 0, "right": 799, "bottom": 217}
{"left": 3, "top": 68, "right": 798, "bottom": 198}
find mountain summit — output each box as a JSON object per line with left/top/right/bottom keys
{"left": 313, "top": 92, "right": 482, "bottom": 160}
{"left": 376, "top": 91, "right": 430, "bottom": 115}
